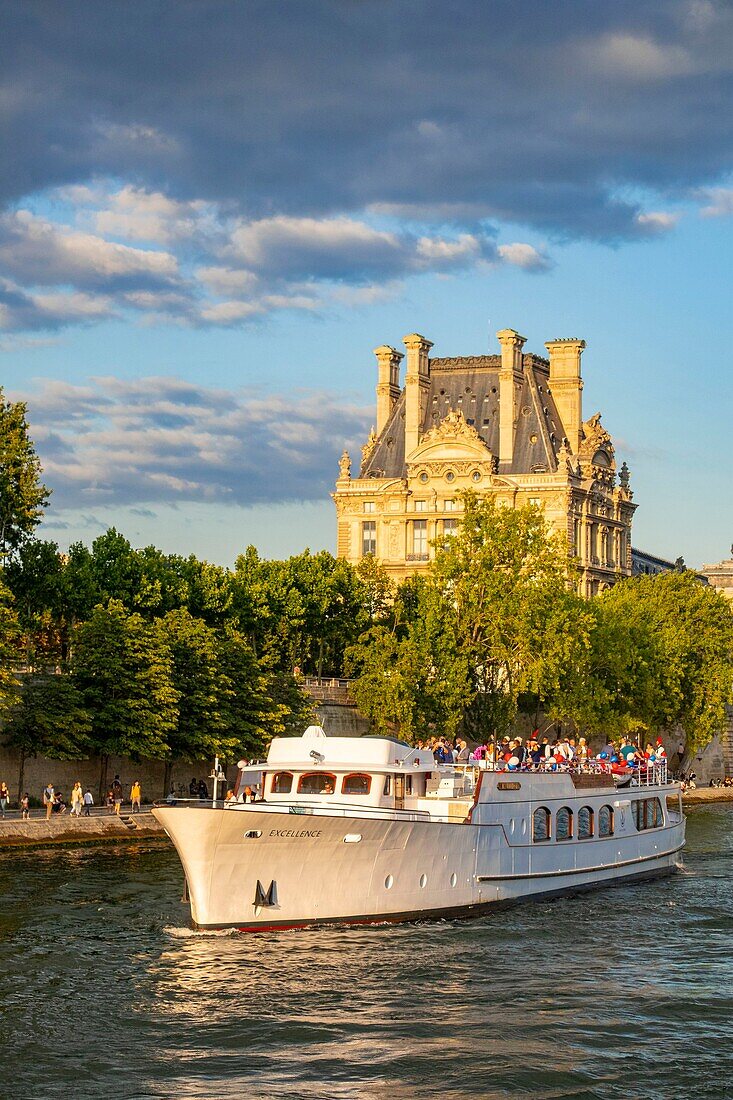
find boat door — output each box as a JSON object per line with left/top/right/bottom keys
{"left": 394, "top": 775, "right": 405, "bottom": 810}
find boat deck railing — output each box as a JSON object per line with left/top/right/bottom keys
{"left": 442, "top": 758, "right": 670, "bottom": 788}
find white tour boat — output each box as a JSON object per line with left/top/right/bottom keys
{"left": 153, "top": 725, "right": 686, "bottom": 931}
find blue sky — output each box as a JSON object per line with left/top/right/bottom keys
{"left": 1, "top": 0, "right": 731, "bottom": 568}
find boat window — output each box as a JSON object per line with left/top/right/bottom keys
{"left": 578, "top": 806, "right": 594, "bottom": 839}
{"left": 342, "top": 773, "right": 372, "bottom": 795}
{"left": 556, "top": 807, "right": 573, "bottom": 841}
{"left": 632, "top": 799, "right": 642, "bottom": 830}
{"left": 599, "top": 804, "right": 614, "bottom": 837}
{"left": 405, "top": 775, "right": 413, "bottom": 795}
{"left": 298, "top": 772, "right": 337, "bottom": 795}
{"left": 652, "top": 798, "right": 664, "bottom": 827}
{"left": 383, "top": 776, "right": 391, "bottom": 796}
{"left": 666, "top": 793, "right": 682, "bottom": 820}
{"left": 532, "top": 806, "right": 551, "bottom": 842}
{"left": 271, "top": 771, "right": 293, "bottom": 794}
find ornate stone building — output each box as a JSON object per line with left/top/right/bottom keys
{"left": 333, "top": 329, "right": 636, "bottom": 595}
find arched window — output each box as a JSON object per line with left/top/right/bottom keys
{"left": 578, "top": 806, "right": 594, "bottom": 839}
{"left": 342, "top": 773, "right": 372, "bottom": 795}
{"left": 599, "top": 804, "right": 614, "bottom": 837}
{"left": 556, "top": 807, "right": 573, "bottom": 841}
{"left": 533, "top": 806, "right": 551, "bottom": 842}
{"left": 298, "top": 772, "right": 337, "bottom": 795}
{"left": 271, "top": 772, "right": 293, "bottom": 794}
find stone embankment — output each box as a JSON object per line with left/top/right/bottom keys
{"left": 0, "top": 810, "right": 167, "bottom": 849}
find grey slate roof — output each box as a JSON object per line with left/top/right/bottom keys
{"left": 360, "top": 354, "right": 565, "bottom": 478}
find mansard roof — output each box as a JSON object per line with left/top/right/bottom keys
{"left": 360, "top": 353, "right": 565, "bottom": 478}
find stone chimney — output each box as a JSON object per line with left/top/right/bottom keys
{"left": 374, "top": 345, "right": 403, "bottom": 435}
{"left": 544, "top": 338, "right": 586, "bottom": 453}
{"left": 496, "top": 328, "right": 527, "bottom": 467}
{"left": 403, "top": 333, "right": 432, "bottom": 459}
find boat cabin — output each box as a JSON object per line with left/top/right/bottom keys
{"left": 259, "top": 726, "right": 439, "bottom": 812}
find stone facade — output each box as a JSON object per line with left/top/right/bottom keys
{"left": 333, "top": 328, "right": 636, "bottom": 595}
{"left": 700, "top": 551, "right": 733, "bottom": 602}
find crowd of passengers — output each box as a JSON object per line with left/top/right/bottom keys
{"left": 416, "top": 733, "right": 668, "bottom": 773}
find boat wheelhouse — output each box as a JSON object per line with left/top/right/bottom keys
{"left": 153, "top": 725, "right": 685, "bottom": 931}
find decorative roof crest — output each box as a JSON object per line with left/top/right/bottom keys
{"left": 420, "top": 408, "right": 487, "bottom": 448}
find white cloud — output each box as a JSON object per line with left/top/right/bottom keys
{"left": 0, "top": 210, "right": 180, "bottom": 289}
{"left": 635, "top": 211, "right": 681, "bottom": 233}
{"left": 497, "top": 242, "right": 554, "bottom": 271}
{"left": 580, "top": 33, "right": 695, "bottom": 81}
{"left": 698, "top": 187, "right": 733, "bottom": 217}
{"left": 14, "top": 376, "right": 372, "bottom": 510}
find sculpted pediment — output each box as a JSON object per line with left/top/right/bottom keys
{"left": 580, "top": 411, "right": 615, "bottom": 470}
{"left": 407, "top": 409, "right": 495, "bottom": 464}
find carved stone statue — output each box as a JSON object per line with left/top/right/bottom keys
{"left": 619, "top": 461, "right": 630, "bottom": 488}
{"left": 361, "top": 427, "right": 377, "bottom": 466}
{"left": 338, "top": 450, "right": 351, "bottom": 479}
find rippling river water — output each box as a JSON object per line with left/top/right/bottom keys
{"left": 1, "top": 805, "right": 732, "bottom": 1100}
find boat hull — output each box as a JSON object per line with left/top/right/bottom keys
{"left": 153, "top": 802, "right": 685, "bottom": 931}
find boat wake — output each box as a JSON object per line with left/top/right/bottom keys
{"left": 163, "top": 924, "right": 239, "bottom": 939}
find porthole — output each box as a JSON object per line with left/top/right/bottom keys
{"left": 244, "top": 830, "right": 262, "bottom": 839}
{"left": 419, "top": 472, "right": 428, "bottom": 483}
{"left": 529, "top": 433, "right": 538, "bottom": 444}
{"left": 450, "top": 872, "right": 457, "bottom": 887}
{"left": 419, "top": 873, "right": 428, "bottom": 888}
{"left": 385, "top": 874, "right": 394, "bottom": 889}
{"left": 445, "top": 471, "right": 455, "bottom": 483}
{"left": 471, "top": 471, "right": 481, "bottom": 483}
{"left": 343, "top": 834, "right": 362, "bottom": 844}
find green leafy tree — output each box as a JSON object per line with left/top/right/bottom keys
{"left": 4, "top": 539, "right": 67, "bottom": 661}
{"left": 547, "top": 598, "right": 664, "bottom": 738}
{"left": 428, "top": 494, "right": 592, "bottom": 739}
{"left": 0, "top": 391, "right": 50, "bottom": 558}
{"left": 0, "top": 573, "right": 20, "bottom": 716}
{"left": 216, "top": 628, "right": 312, "bottom": 755}
{"left": 156, "top": 609, "right": 233, "bottom": 793}
{"left": 72, "top": 600, "right": 179, "bottom": 797}
{"left": 347, "top": 494, "right": 592, "bottom": 741}
{"left": 4, "top": 673, "right": 92, "bottom": 801}
{"left": 598, "top": 571, "right": 733, "bottom": 751}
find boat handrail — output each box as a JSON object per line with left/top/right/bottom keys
{"left": 439, "top": 759, "right": 671, "bottom": 786}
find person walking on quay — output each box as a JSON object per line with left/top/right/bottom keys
{"left": 20, "top": 793, "right": 30, "bottom": 819}
{"left": 83, "top": 789, "right": 94, "bottom": 816}
{"left": 0, "top": 781, "right": 9, "bottom": 818}
{"left": 112, "top": 774, "right": 123, "bottom": 816}
{"left": 43, "top": 782, "right": 55, "bottom": 821}
{"left": 70, "top": 782, "right": 84, "bottom": 817}
{"left": 130, "top": 780, "right": 142, "bottom": 813}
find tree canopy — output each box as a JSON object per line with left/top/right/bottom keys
{"left": 0, "top": 391, "right": 50, "bottom": 558}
